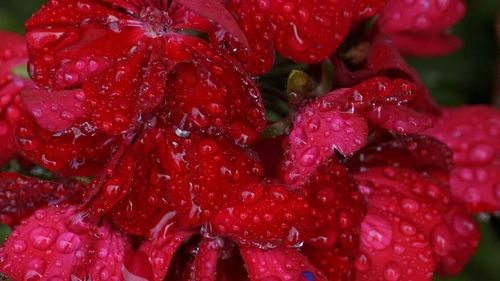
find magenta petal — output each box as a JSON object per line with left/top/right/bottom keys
{"left": 240, "top": 247, "right": 327, "bottom": 281}
{"left": 390, "top": 33, "right": 463, "bottom": 57}
{"left": 21, "top": 87, "right": 85, "bottom": 132}
{"left": 89, "top": 223, "right": 131, "bottom": 281}
{"left": 0, "top": 206, "right": 95, "bottom": 280}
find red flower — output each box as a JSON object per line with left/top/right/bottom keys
{"left": 423, "top": 106, "right": 500, "bottom": 212}
{"left": 0, "top": 31, "right": 30, "bottom": 166}
{"left": 377, "top": 0, "right": 466, "bottom": 56}
{"left": 282, "top": 76, "right": 434, "bottom": 186}
{"left": 0, "top": 205, "right": 130, "bottom": 281}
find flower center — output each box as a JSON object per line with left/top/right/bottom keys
{"left": 140, "top": 7, "right": 173, "bottom": 38}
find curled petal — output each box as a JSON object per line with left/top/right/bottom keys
{"left": 123, "top": 230, "right": 194, "bottom": 281}
{"left": 0, "top": 80, "right": 25, "bottom": 165}
{"left": 0, "top": 206, "right": 95, "bottom": 280}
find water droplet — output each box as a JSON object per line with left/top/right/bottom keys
{"left": 56, "top": 232, "right": 81, "bottom": 253}
{"left": 29, "top": 227, "right": 59, "bottom": 250}
{"left": 383, "top": 262, "right": 401, "bottom": 281}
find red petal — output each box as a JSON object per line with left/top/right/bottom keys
{"left": 17, "top": 114, "right": 120, "bottom": 176}
{"left": 0, "top": 31, "right": 27, "bottom": 83}
{"left": 240, "top": 247, "right": 327, "bottom": 281}
{"left": 349, "top": 135, "right": 453, "bottom": 176}
{"left": 356, "top": 208, "right": 436, "bottom": 281}
{"left": 267, "top": 0, "right": 353, "bottom": 63}
{"left": 174, "top": 0, "right": 249, "bottom": 47}
{"left": 213, "top": 159, "right": 365, "bottom": 249}
{"left": 0, "top": 31, "right": 28, "bottom": 165}
{"left": 0, "top": 80, "right": 25, "bottom": 165}
{"left": 354, "top": 167, "right": 480, "bottom": 279}
{"left": 87, "top": 124, "right": 262, "bottom": 235}
{"left": 366, "top": 36, "right": 440, "bottom": 113}
{"left": 303, "top": 245, "right": 355, "bottom": 281}
{"left": 423, "top": 106, "right": 500, "bottom": 166}
{"left": 89, "top": 223, "right": 131, "bottom": 281}
{"left": 213, "top": 0, "right": 276, "bottom": 75}
{"left": 284, "top": 105, "right": 368, "bottom": 185}
{"left": 0, "top": 206, "right": 95, "bottom": 280}
{"left": 363, "top": 104, "right": 434, "bottom": 134}
{"left": 449, "top": 165, "right": 500, "bottom": 213}
{"left": 183, "top": 238, "right": 222, "bottom": 281}
{"left": 437, "top": 205, "right": 480, "bottom": 276}
{"left": 162, "top": 38, "right": 266, "bottom": 145}
{"left": 378, "top": 0, "right": 465, "bottom": 34}
{"left": 388, "top": 33, "right": 463, "bottom": 57}
{"left": 124, "top": 230, "right": 193, "bottom": 281}
{"left": 21, "top": 87, "right": 85, "bottom": 132}
{"left": 0, "top": 173, "right": 84, "bottom": 226}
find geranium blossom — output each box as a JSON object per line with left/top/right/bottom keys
{"left": 0, "top": 0, "right": 497, "bottom": 280}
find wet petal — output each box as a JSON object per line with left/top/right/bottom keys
{"left": 266, "top": 0, "right": 353, "bottom": 63}
{"left": 182, "top": 238, "right": 222, "bottom": 281}
{"left": 349, "top": 135, "right": 454, "bottom": 177}
{"left": 21, "top": 87, "right": 85, "bottom": 132}
{"left": 354, "top": 167, "right": 480, "bottom": 280}
{"left": 89, "top": 223, "right": 131, "bottom": 281}
{"left": 213, "top": 0, "right": 276, "bottom": 75}
{"left": 240, "top": 247, "right": 327, "bottom": 281}
{"left": 213, "top": 159, "right": 365, "bottom": 249}
{"left": 123, "top": 230, "right": 193, "bottom": 281}
{"left": 0, "top": 206, "right": 95, "bottom": 280}
{"left": 17, "top": 114, "right": 120, "bottom": 176}
{"left": 0, "top": 173, "right": 84, "bottom": 226}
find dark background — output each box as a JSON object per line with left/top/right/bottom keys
{"left": 0, "top": 0, "right": 499, "bottom": 280}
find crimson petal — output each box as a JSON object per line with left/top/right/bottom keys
{"left": 0, "top": 173, "right": 84, "bottom": 226}
{"left": 240, "top": 247, "right": 327, "bottom": 281}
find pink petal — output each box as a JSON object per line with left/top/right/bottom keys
{"left": 0, "top": 206, "right": 95, "bottom": 280}
{"left": 89, "top": 223, "right": 131, "bottom": 281}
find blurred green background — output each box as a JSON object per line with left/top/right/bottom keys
{"left": 0, "top": 0, "right": 499, "bottom": 280}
